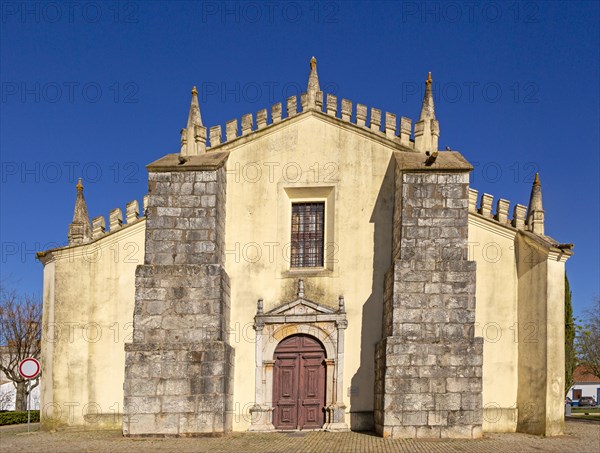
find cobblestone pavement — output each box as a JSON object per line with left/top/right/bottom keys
{"left": 1, "top": 419, "right": 598, "bottom": 453}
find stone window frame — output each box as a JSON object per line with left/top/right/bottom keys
{"left": 279, "top": 185, "right": 337, "bottom": 277}
{"left": 290, "top": 201, "right": 326, "bottom": 268}
{"left": 249, "top": 279, "right": 348, "bottom": 432}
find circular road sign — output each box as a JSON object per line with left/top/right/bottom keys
{"left": 19, "top": 358, "right": 41, "bottom": 380}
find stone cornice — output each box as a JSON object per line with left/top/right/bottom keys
{"left": 517, "top": 229, "right": 574, "bottom": 261}
{"left": 394, "top": 151, "right": 473, "bottom": 172}
{"left": 147, "top": 150, "right": 229, "bottom": 172}
{"left": 548, "top": 249, "right": 571, "bottom": 263}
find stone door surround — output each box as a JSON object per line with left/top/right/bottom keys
{"left": 250, "top": 279, "right": 348, "bottom": 431}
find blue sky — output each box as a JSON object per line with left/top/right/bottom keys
{"left": 1, "top": 1, "right": 598, "bottom": 317}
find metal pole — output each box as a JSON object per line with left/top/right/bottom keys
{"left": 27, "top": 379, "right": 31, "bottom": 433}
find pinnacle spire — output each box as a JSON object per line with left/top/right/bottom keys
{"left": 527, "top": 172, "right": 545, "bottom": 235}
{"left": 187, "top": 86, "right": 203, "bottom": 128}
{"left": 419, "top": 72, "right": 436, "bottom": 121}
{"left": 414, "top": 72, "right": 440, "bottom": 153}
{"left": 181, "top": 85, "right": 207, "bottom": 156}
{"left": 307, "top": 56, "right": 320, "bottom": 93}
{"left": 68, "top": 178, "right": 92, "bottom": 245}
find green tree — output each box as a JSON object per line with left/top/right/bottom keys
{"left": 576, "top": 298, "right": 600, "bottom": 379}
{"left": 564, "top": 274, "right": 576, "bottom": 395}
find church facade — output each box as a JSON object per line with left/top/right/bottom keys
{"left": 37, "top": 58, "right": 572, "bottom": 439}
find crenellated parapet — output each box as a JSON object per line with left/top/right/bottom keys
{"left": 89, "top": 197, "right": 147, "bottom": 241}
{"left": 199, "top": 91, "right": 423, "bottom": 151}
{"left": 180, "top": 58, "right": 447, "bottom": 154}
{"left": 59, "top": 178, "right": 149, "bottom": 250}
{"left": 468, "top": 187, "right": 537, "bottom": 234}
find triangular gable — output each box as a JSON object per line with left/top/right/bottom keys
{"left": 267, "top": 297, "right": 336, "bottom": 316}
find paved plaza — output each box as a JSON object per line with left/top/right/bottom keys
{"left": 1, "top": 419, "right": 598, "bottom": 453}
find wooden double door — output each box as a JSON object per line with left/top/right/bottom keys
{"left": 273, "top": 334, "right": 326, "bottom": 430}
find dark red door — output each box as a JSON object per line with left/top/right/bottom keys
{"left": 273, "top": 335, "right": 326, "bottom": 430}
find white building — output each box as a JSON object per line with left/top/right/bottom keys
{"left": 569, "top": 366, "right": 600, "bottom": 405}
{"left": 0, "top": 381, "right": 40, "bottom": 411}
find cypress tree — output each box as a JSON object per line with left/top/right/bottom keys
{"left": 565, "top": 273, "right": 575, "bottom": 395}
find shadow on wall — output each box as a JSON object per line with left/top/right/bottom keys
{"left": 349, "top": 156, "right": 394, "bottom": 431}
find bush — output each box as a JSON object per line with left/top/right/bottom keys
{"left": 0, "top": 410, "right": 40, "bottom": 425}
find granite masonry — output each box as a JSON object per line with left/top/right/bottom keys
{"left": 123, "top": 155, "right": 235, "bottom": 436}
{"left": 375, "top": 152, "right": 484, "bottom": 439}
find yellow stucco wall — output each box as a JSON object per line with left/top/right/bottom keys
{"left": 40, "top": 219, "right": 144, "bottom": 429}
{"left": 515, "top": 233, "right": 567, "bottom": 435}
{"left": 545, "top": 257, "right": 566, "bottom": 435}
{"left": 222, "top": 114, "right": 395, "bottom": 430}
{"left": 468, "top": 215, "right": 519, "bottom": 432}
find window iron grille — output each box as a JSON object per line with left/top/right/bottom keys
{"left": 290, "top": 202, "right": 325, "bottom": 268}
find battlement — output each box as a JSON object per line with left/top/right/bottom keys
{"left": 468, "top": 188, "right": 529, "bottom": 231}
{"left": 202, "top": 92, "right": 417, "bottom": 151}
{"left": 90, "top": 195, "right": 148, "bottom": 241}
{"left": 177, "top": 59, "right": 442, "bottom": 155}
